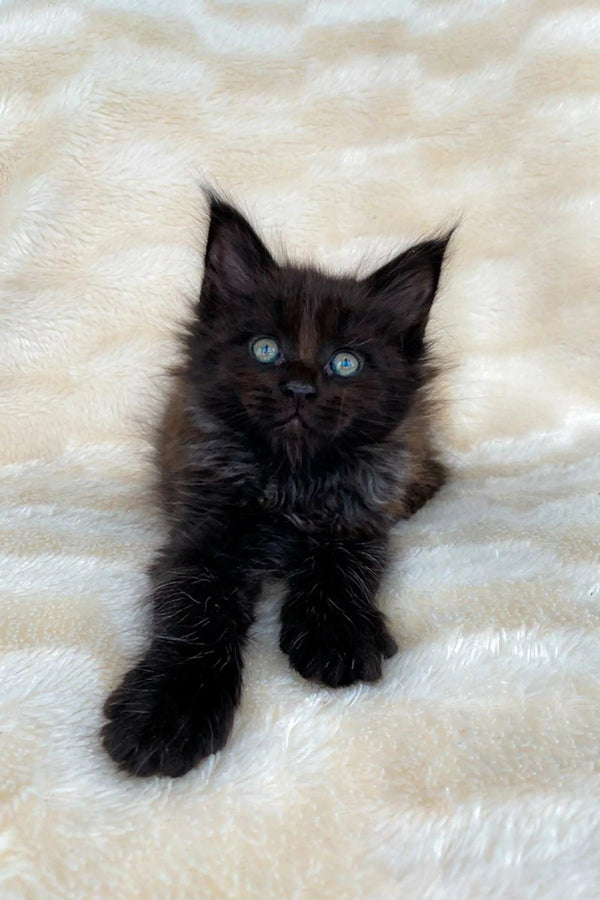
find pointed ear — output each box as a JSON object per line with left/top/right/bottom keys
{"left": 202, "top": 196, "right": 276, "bottom": 308}
{"left": 363, "top": 232, "right": 452, "bottom": 349}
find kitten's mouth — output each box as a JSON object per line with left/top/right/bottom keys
{"left": 275, "top": 411, "right": 305, "bottom": 429}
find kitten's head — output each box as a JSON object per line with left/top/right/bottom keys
{"left": 188, "top": 196, "right": 451, "bottom": 464}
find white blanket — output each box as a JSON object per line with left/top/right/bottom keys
{"left": 1, "top": 1, "right": 599, "bottom": 896}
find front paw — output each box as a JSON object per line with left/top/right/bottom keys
{"left": 101, "top": 657, "right": 237, "bottom": 777}
{"left": 280, "top": 607, "right": 398, "bottom": 688}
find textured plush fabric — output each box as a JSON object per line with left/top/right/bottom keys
{"left": 1, "top": 1, "right": 599, "bottom": 896}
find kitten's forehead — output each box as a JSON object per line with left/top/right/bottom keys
{"left": 280, "top": 269, "right": 347, "bottom": 359}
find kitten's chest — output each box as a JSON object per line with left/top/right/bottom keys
{"left": 256, "top": 457, "right": 400, "bottom": 532}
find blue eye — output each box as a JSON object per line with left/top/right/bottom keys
{"left": 329, "top": 350, "right": 362, "bottom": 377}
{"left": 250, "top": 336, "right": 281, "bottom": 364}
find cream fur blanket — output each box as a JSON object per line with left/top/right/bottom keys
{"left": 1, "top": 1, "right": 599, "bottom": 897}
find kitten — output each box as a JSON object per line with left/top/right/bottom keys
{"left": 102, "top": 196, "right": 451, "bottom": 777}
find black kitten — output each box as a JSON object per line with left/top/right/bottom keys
{"left": 102, "top": 196, "right": 451, "bottom": 777}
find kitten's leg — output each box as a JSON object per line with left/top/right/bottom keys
{"left": 102, "top": 535, "right": 259, "bottom": 777}
{"left": 402, "top": 456, "right": 446, "bottom": 518}
{"left": 279, "top": 530, "right": 398, "bottom": 688}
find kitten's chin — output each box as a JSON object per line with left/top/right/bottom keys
{"left": 268, "top": 413, "right": 352, "bottom": 460}
{"left": 265, "top": 415, "right": 318, "bottom": 462}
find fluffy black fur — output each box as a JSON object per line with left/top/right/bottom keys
{"left": 101, "top": 196, "right": 451, "bottom": 777}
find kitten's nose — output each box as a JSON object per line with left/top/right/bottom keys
{"left": 280, "top": 379, "right": 317, "bottom": 399}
